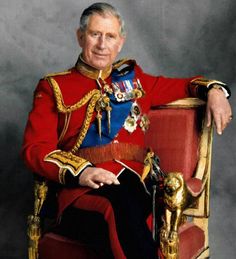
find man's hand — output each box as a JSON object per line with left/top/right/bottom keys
{"left": 79, "top": 167, "right": 120, "bottom": 189}
{"left": 206, "top": 87, "right": 233, "bottom": 135}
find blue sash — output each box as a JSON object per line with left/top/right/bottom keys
{"left": 81, "top": 69, "right": 135, "bottom": 147}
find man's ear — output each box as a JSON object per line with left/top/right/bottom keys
{"left": 118, "top": 35, "right": 126, "bottom": 53}
{"left": 76, "top": 28, "right": 84, "bottom": 48}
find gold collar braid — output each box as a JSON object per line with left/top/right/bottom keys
{"left": 75, "top": 55, "right": 112, "bottom": 80}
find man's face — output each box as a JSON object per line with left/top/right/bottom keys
{"left": 77, "top": 13, "right": 125, "bottom": 70}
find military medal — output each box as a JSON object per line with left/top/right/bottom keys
{"left": 95, "top": 76, "right": 145, "bottom": 136}
{"left": 124, "top": 115, "right": 137, "bottom": 133}
{"left": 140, "top": 114, "right": 150, "bottom": 132}
{"left": 123, "top": 100, "right": 150, "bottom": 133}
{"left": 131, "top": 102, "right": 141, "bottom": 119}
{"left": 115, "top": 91, "right": 126, "bottom": 102}
{"left": 123, "top": 102, "right": 142, "bottom": 133}
{"left": 112, "top": 78, "right": 145, "bottom": 102}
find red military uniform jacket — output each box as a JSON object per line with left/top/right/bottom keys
{"left": 22, "top": 57, "right": 195, "bottom": 215}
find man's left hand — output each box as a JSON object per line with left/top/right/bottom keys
{"left": 206, "top": 87, "right": 233, "bottom": 135}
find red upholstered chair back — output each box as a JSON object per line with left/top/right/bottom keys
{"left": 145, "top": 104, "right": 204, "bottom": 180}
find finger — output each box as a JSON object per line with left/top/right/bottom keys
{"left": 222, "top": 115, "right": 229, "bottom": 131}
{"left": 226, "top": 112, "right": 233, "bottom": 123}
{"left": 103, "top": 178, "right": 120, "bottom": 185}
{"left": 96, "top": 175, "right": 120, "bottom": 185}
{"left": 96, "top": 170, "right": 120, "bottom": 185}
{"left": 87, "top": 180, "right": 100, "bottom": 189}
{"left": 107, "top": 175, "right": 120, "bottom": 185}
{"left": 214, "top": 115, "right": 223, "bottom": 135}
{"left": 103, "top": 179, "right": 113, "bottom": 185}
{"left": 113, "top": 178, "right": 120, "bottom": 185}
{"left": 206, "top": 108, "right": 212, "bottom": 128}
{"left": 221, "top": 110, "right": 233, "bottom": 132}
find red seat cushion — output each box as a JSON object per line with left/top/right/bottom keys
{"left": 179, "top": 222, "right": 205, "bottom": 259}
{"left": 39, "top": 233, "right": 99, "bottom": 259}
{"left": 39, "top": 195, "right": 205, "bottom": 259}
{"left": 39, "top": 222, "right": 205, "bottom": 259}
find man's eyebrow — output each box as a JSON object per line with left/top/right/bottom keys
{"left": 88, "top": 29, "right": 100, "bottom": 33}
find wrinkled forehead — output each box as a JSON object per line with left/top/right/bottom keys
{"left": 86, "top": 13, "right": 122, "bottom": 34}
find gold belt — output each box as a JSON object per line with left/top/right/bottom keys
{"left": 76, "top": 143, "right": 146, "bottom": 164}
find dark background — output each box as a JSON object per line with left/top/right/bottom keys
{"left": 0, "top": 0, "right": 235, "bottom": 258}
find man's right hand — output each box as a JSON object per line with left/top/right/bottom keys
{"left": 79, "top": 167, "right": 120, "bottom": 189}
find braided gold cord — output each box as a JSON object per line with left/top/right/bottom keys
{"left": 47, "top": 77, "right": 100, "bottom": 113}
{"left": 58, "top": 112, "right": 71, "bottom": 145}
{"left": 71, "top": 91, "right": 101, "bottom": 153}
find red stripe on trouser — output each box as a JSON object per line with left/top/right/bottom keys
{"left": 72, "top": 194, "right": 126, "bottom": 259}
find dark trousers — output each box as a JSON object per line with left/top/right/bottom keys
{"left": 54, "top": 170, "right": 157, "bottom": 259}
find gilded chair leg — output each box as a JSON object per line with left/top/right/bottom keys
{"left": 28, "top": 181, "right": 48, "bottom": 259}
{"left": 160, "top": 226, "right": 179, "bottom": 257}
{"left": 28, "top": 215, "right": 41, "bottom": 259}
{"left": 160, "top": 172, "right": 192, "bottom": 259}
{"left": 160, "top": 209, "right": 179, "bottom": 259}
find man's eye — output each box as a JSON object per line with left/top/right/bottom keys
{"left": 106, "top": 34, "right": 115, "bottom": 40}
{"left": 91, "top": 32, "right": 100, "bottom": 37}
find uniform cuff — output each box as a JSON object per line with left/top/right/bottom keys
{"left": 44, "top": 150, "right": 92, "bottom": 185}
{"left": 58, "top": 166, "right": 92, "bottom": 187}
{"left": 189, "top": 77, "right": 231, "bottom": 100}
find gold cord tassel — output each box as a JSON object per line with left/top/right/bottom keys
{"left": 96, "top": 78, "right": 113, "bottom": 137}
{"left": 96, "top": 109, "right": 102, "bottom": 139}
{"left": 106, "top": 104, "right": 112, "bottom": 134}
{"left": 141, "top": 150, "right": 154, "bottom": 181}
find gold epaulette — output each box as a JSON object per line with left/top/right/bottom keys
{"left": 44, "top": 70, "right": 71, "bottom": 79}
{"left": 112, "top": 58, "right": 136, "bottom": 70}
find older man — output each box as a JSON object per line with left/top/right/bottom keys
{"left": 22, "top": 2, "right": 232, "bottom": 259}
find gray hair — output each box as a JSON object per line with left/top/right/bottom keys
{"left": 79, "top": 2, "right": 126, "bottom": 37}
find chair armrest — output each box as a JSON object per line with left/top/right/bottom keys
{"left": 186, "top": 178, "right": 203, "bottom": 196}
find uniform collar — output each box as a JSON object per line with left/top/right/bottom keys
{"left": 75, "top": 55, "right": 112, "bottom": 80}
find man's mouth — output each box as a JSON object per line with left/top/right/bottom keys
{"left": 93, "top": 52, "right": 108, "bottom": 57}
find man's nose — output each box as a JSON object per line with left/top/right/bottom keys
{"left": 97, "top": 35, "right": 106, "bottom": 49}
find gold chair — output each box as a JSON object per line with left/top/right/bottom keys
{"left": 27, "top": 98, "right": 213, "bottom": 259}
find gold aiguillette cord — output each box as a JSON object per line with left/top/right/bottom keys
{"left": 96, "top": 78, "right": 112, "bottom": 137}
